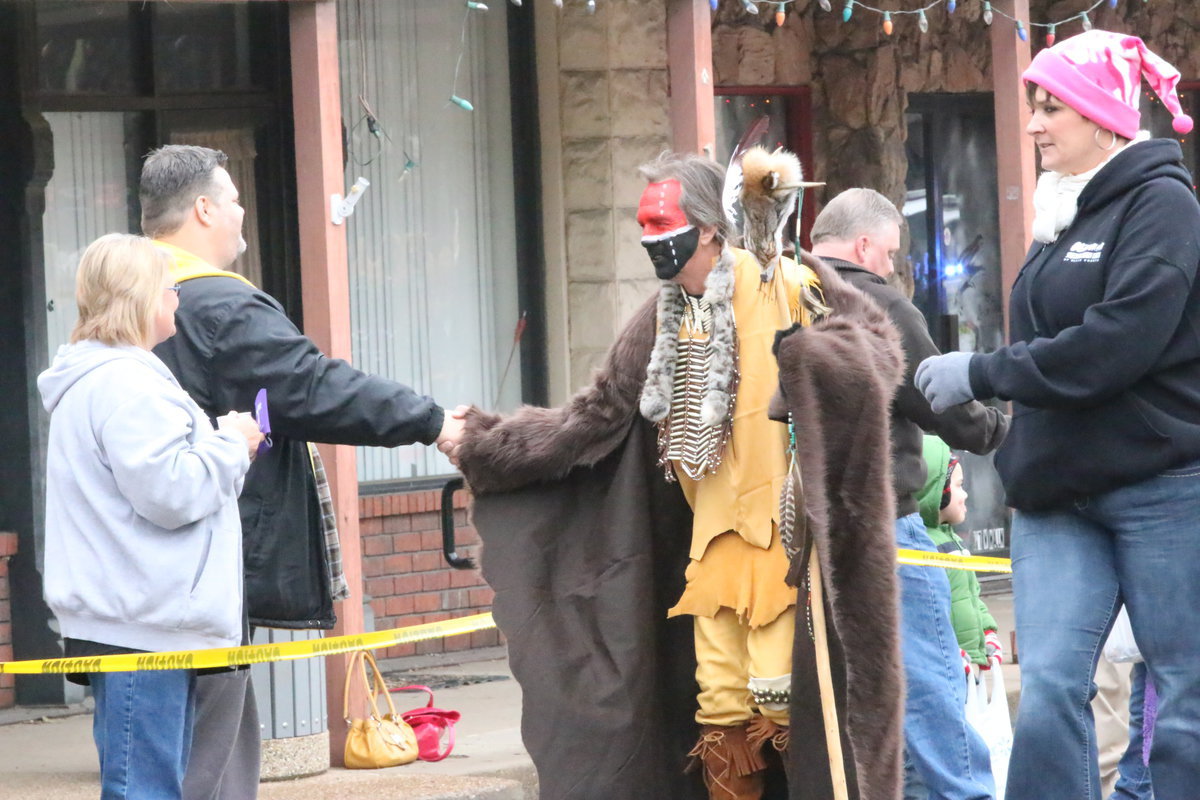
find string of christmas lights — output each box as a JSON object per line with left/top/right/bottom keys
{"left": 735, "top": 0, "right": 1147, "bottom": 38}
{"left": 453, "top": 0, "right": 1152, "bottom": 113}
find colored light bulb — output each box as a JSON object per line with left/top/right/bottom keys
{"left": 842, "top": 0, "right": 853, "bottom": 22}
{"left": 918, "top": 8, "right": 929, "bottom": 33}
{"left": 882, "top": 11, "right": 893, "bottom": 35}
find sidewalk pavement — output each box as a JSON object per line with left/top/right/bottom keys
{"left": 0, "top": 604, "right": 1025, "bottom": 800}
{"left": 0, "top": 649, "right": 535, "bottom": 800}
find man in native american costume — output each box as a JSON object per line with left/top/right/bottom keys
{"left": 453, "top": 149, "right": 906, "bottom": 800}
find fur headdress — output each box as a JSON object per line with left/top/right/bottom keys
{"left": 638, "top": 146, "right": 823, "bottom": 444}
{"left": 739, "top": 145, "right": 822, "bottom": 282}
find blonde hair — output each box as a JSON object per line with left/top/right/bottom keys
{"left": 71, "top": 234, "right": 172, "bottom": 348}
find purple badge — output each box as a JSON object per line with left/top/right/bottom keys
{"left": 254, "top": 388, "right": 272, "bottom": 456}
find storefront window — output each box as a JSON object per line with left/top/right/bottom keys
{"left": 37, "top": 3, "right": 137, "bottom": 95}
{"left": 338, "top": 0, "right": 522, "bottom": 482}
{"left": 153, "top": 4, "right": 262, "bottom": 93}
{"left": 714, "top": 87, "right": 815, "bottom": 246}
{"left": 34, "top": 3, "right": 288, "bottom": 360}
{"left": 715, "top": 94, "right": 791, "bottom": 162}
{"left": 906, "top": 93, "right": 1008, "bottom": 558}
{"left": 41, "top": 112, "right": 142, "bottom": 359}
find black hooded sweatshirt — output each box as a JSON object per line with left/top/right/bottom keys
{"left": 827, "top": 258, "right": 1009, "bottom": 517}
{"left": 970, "top": 139, "right": 1200, "bottom": 510}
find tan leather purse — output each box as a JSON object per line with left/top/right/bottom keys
{"left": 343, "top": 650, "right": 419, "bottom": 769}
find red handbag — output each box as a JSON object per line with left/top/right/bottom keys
{"left": 389, "top": 684, "right": 462, "bottom": 762}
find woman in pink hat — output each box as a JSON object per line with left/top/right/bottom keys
{"left": 915, "top": 30, "right": 1200, "bottom": 800}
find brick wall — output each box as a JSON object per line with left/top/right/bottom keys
{"left": 358, "top": 488, "right": 501, "bottom": 660}
{"left": 0, "top": 532, "right": 15, "bottom": 709}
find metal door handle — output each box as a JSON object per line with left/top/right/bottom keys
{"left": 440, "top": 477, "right": 475, "bottom": 569}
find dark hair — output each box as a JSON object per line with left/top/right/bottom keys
{"left": 139, "top": 145, "right": 229, "bottom": 238}
{"left": 1024, "top": 82, "right": 1130, "bottom": 146}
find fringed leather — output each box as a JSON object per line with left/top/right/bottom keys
{"left": 687, "top": 723, "right": 768, "bottom": 785}
{"left": 746, "top": 716, "right": 789, "bottom": 755}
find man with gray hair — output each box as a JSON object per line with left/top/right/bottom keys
{"left": 811, "top": 188, "right": 1009, "bottom": 800}
{"left": 448, "top": 152, "right": 909, "bottom": 800}
{"left": 141, "top": 144, "right": 466, "bottom": 799}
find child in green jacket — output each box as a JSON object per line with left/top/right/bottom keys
{"left": 919, "top": 435, "right": 1004, "bottom": 668}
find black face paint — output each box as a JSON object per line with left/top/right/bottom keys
{"left": 643, "top": 227, "right": 701, "bottom": 281}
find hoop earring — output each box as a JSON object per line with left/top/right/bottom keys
{"left": 1094, "top": 127, "right": 1119, "bottom": 151}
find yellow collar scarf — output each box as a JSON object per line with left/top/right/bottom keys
{"left": 154, "top": 241, "right": 256, "bottom": 288}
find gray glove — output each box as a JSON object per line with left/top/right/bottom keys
{"left": 914, "top": 352, "right": 975, "bottom": 413}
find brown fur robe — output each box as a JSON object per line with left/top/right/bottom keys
{"left": 456, "top": 253, "right": 904, "bottom": 800}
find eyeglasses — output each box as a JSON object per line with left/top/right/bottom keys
{"left": 166, "top": 284, "right": 181, "bottom": 294}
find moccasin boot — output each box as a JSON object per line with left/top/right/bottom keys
{"left": 747, "top": 716, "right": 791, "bottom": 784}
{"left": 687, "top": 723, "right": 767, "bottom": 800}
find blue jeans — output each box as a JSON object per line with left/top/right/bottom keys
{"left": 91, "top": 670, "right": 197, "bottom": 800}
{"left": 1008, "top": 462, "right": 1200, "bottom": 800}
{"left": 896, "top": 513, "right": 996, "bottom": 800}
{"left": 1112, "top": 662, "right": 1154, "bottom": 800}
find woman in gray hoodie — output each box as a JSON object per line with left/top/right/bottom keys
{"left": 37, "top": 234, "right": 262, "bottom": 800}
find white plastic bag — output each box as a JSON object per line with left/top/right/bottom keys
{"left": 1103, "top": 606, "right": 1143, "bottom": 664}
{"left": 964, "top": 659, "right": 1013, "bottom": 799}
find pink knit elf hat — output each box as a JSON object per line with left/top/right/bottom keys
{"left": 1022, "top": 30, "right": 1193, "bottom": 140}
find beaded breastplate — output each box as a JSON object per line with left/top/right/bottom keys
{"left": 661, "top": 295, "right": 736, "bottom": 481}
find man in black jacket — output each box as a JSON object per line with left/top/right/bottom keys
{"left": 141, "top": 144, "right": 465, "bottom": 800}
{"left": 810, "top": 188, "right": 1009, "bottom": 800}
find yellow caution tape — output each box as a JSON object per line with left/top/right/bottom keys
{"left": 897, "top": 548, "right": 1012, "bottom": 574}
{"left": 0, "top": 551, "right": 1010, "bottom": 674}
{"left": 0, "top": 612, "right": 496, "bottom": 675}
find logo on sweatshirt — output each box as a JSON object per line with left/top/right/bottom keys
{"left": 1063, "top": 241, "right": 1105, "bottom": 263}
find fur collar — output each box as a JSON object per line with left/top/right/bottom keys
{"left": 638, "top": 245, "right": 737, "bottom": 428}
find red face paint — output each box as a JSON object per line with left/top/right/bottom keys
{"left": 637, "top": 179, "right": 694, "bottom": 241}
{"left": 637, "top": 179, "right": 699, "bottom": 280}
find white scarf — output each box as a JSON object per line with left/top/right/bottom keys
{"left": 1031, "top": 131, "right": 1151, "bottom": 243}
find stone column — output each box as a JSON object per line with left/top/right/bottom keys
{"left": 555, "top": 1, "right": 672, "bottom": 390}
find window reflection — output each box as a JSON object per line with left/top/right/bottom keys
{"left": 905, "top": 97, "right": 1008, "bottom": 557}
{"left": 714, "top": 95, "right": 791, "bottom": 163}
{"left": 154, "top": 4, "right": 257, "bottom": 92}
{"left": 42, "top": 112, "right": 140, "bottom": 359}
{"left": 37, "top": 4, "right": 136, "bottom": 95}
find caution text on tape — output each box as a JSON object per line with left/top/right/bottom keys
{"left": 1, "top": 550, "right": 1010, "bottom": 674}
{"left": 0, "top": 612, "right": 496, "bottom": 675}
{"left": 896, "top": 548, "right": 1012, "bottom": 574}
